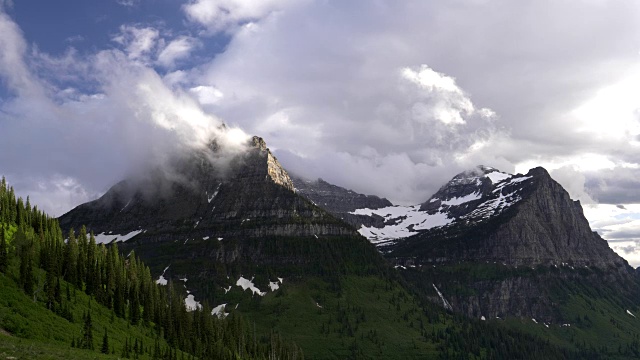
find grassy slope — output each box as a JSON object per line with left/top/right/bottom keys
{"left": 235, "top": 275, "right": 441, "bottom": 359}
{"left": 503, "top": 294, "right": 640, "bottom": 359}
{"left": 0, "top": 264, "right": 176, "bottom": 360}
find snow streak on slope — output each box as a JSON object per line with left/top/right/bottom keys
{"left": 352, "top": 167, "right": 533, "bottom": 244}
{"left": 94, "top": 230, "right": 144, "bottom": 244}
{"left": 461, "top": 176, "right": 532, "bottom": 221}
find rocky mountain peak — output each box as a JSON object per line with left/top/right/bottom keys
{"left": 59, "top": 135, "right": 349, "bottom": 239}
{"left": 249, "top": 136, "right": 295, "bottom": 192}
{"left": 388, "top": 165, "right": 629, "bottom": 270}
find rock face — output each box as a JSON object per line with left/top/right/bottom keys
{"left": 59, "top": 136, "right": 352, "bottom": 239}
{"left": 291, "top": 176, "right": 392, "bottom": 228}
{"left": 386, "top": 166, "right": 639, "bottom": 323}
{"left": 389, "top": 166, "right": 627, "bottom": 270}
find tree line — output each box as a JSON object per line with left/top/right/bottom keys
{"left": 0, "top": 177, "right": 303, "bottom": 359}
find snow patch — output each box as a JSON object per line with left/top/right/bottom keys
{"left": 268, "top": 281, "right": 280, "bottom": 291}
{"left": 532, "top": 318, "right": 538, "bottom": 324}
{"left": 277, "top": 277, "right": 283, "bottom": 283}
{"left": 203, "top": 236, "right": 209, "bottom": 240}
{"left": 486, "top": 172, "right": 511, "bottom": 184}
{"left": 353, "top": 205, "right": 453, "bottom": 243}
{"left": 212, "top": 304, "right": 228, "bottom": 318}
{"left": 223, "top": 286, "right": 231, "bottom": 294}
{"left": 156, "top": 265, "right": 170, "bottom": 285}
{"left": 480, "top": 316, "right": 486, "bottom": 321}
{"left": 627, "top": 310, "right": 636, "bottom": 318}
{"left": 94, "top": 230, "right": 143, "bottom": 244}
{"left": 441, "top": 192, "right": 481, "bottom": 206}
{"left": 184, "top": 294, "right": 202, "bottom": 311}
{"left": 236, "top": 276, "right": 266, "bottom": 296}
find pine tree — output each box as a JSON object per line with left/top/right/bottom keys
{"left": 86, "top": 232, "right": 97, "bottom": 295}
{"left": 77, "top": 226, "right": 88, "bottom": 290}
{"left": 101, "top": 328, "right": 109, "bottom": 354}
{"left": 63, "top": 228, "right": 78, "bottom": 286}
{"left": 0, "top": 226, "right": 7, "bottom": 273}
{"left": 81, "top": 311, "right": 94, "bottom": 350}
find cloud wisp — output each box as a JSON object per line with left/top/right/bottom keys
{"left": 0, "top": 10, "right": 248, "bottom": 215}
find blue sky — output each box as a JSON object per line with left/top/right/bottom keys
{"left": 10, "top": 0, "right": 189, "bottom": 55}
{"left": 1, "top": 0, "right": 640, "bottom": 264}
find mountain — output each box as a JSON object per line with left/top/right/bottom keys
{"left": 56, "top": 143, "right": 599, "bottom": 359}
{"left": 290, "top": 175, "right": 392, "bottom": 229}
{"left": 59, "top": 136, "right": 352, "bottom": 239}
{"left": 381, "top": 166, "right": 640, "bottom": 339}
{"left": 387, "top": 166, "right": 627, "bottom": 269}
{"left": 298, "top": 166, "right": 640, "bottom": 356}
{"left": 57, "top": 137, "right": 452, "bottom": 359}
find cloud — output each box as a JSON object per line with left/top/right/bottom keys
{"left": 116, "top": 0, "right": 139, "bottom": 7}
{"left": 583, "top": 203, "right": 640, "bottom": 266}
{"left": 112, "top": 25, "right": 159, "bottom": 63}
{"left": 180, "top": 0, "right": 640, "bottom": 208}
{"left": 183, "top": 0, "right": 298, "bottom": 32}
{"left": 157, "top": 36, "right": 199, "bottom": 69}
{"left": 548, "top": 166, "right": 596, "bottom": 205}
{"left": 0, "top": 10, "right": 41, "bottom": 97}
{"left": 0, "top": 10, "right": 248, "bottom": 216}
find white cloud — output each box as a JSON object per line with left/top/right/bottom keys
{"left": 189, "top": 85, "right": 224, "bottom": 105}
{"left": 0, "top": 10, "right": 249, "bottom": 216}
{"left": 116, "top": 0, "right": 139, "bottom": 7}
{"left": 112, "top": 25, "right": 159, "bottom": 62}
{"left": 0, "top": 10, "right": 41, "bottom": 97}
{"left": 183, "top": 0, "right": 298, "bottom": 32}
{"left": 584, "top": 203, "right": 640, "bottom": 267}
{"left": 157, "top": 36, "right": 199, "bottom": 69}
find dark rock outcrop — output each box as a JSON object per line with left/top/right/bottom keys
{"left": 291, "top": 176, "right": 392, "bottom": 228}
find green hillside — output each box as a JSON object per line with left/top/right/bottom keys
{"left": 0, "top": 177, "right": 302, "bottom": 360}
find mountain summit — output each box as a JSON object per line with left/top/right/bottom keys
{"left": 387, "top": 166, "right": 627, "bottom": 269}
{"left": 60, "top": 136, "right": 351, "bottom": 239}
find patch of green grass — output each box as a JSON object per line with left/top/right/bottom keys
{"left": 0, "top": 334, "right": 122, "bottom": 360}
{"left": 0, "top": 272, "right": 177, "bottom": 359}
{"left": 235, "top": 275, "right": 442, "bottom": 359}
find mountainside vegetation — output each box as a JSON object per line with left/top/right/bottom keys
{"left": 0, "top": 177, "right": 303, "bottom": 359}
